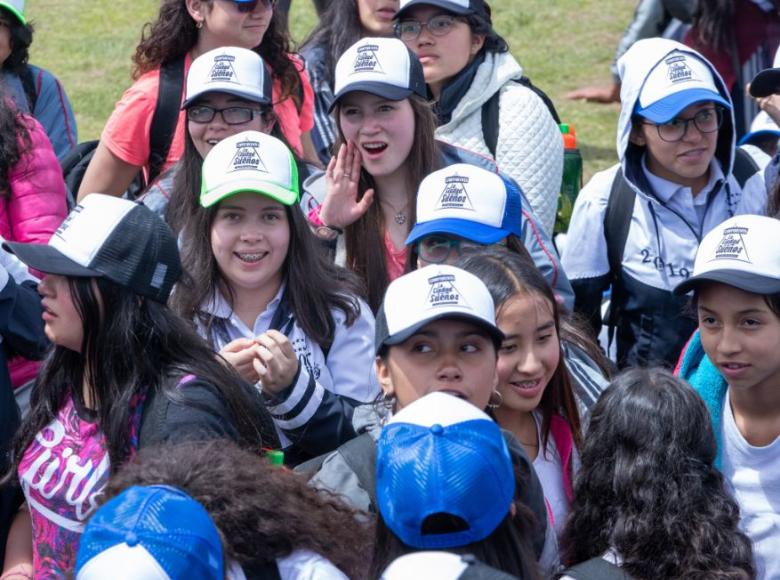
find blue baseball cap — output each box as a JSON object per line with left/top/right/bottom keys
{"left": 75, "top": 485, "right": 224, "bottom": 580}
{"left": 406, "top": 164, "right": 522, "bottom": 246}
{"left": 376, "top": 393, "right": 515, "bottom": 549}
{"left": 634, "top": 51, "right": 731, "bottom": 123}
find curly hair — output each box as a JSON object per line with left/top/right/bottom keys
{"left": 101, "top": 440, "right": 372, "bottom": 578}
{"left": 560, "top": 368, "right": 755, "bottom": 580}
{"left": 0, "top": 85, "right": 33, "bottom": 197}
{"left": 132, "top": 1, "right": 302, "bottom": 108}
{"left": 0, "top": 7, "right": 33, "bottom": 75}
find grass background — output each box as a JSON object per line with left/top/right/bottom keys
{"left": 25, "top": 0, "right": 634, "bottom": 179}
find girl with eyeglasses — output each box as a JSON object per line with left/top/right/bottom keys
{"left": 562, "top": 38, "right": 767, "bottom": 370}
{"left": 300, "top": 0, "right": 400, "bottom": 166}
{"left": 392, "top": 0, "right": 563, "bottom": 235}
{"left": 306, "top": 37, "right": 570, "bottom": 313}
{"left": 77, "top": 0, "right": 317, "bottom": 203}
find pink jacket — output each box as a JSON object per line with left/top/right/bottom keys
{"left": 3, "top": 114, "right": 67, "bottom": 388}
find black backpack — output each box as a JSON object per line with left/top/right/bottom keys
{"left": 481, "top": 76, "right": 561, "bottom": 157}
{"left": 602, "top": 147, "right": 760, "bottom": 335}
{"left": 60, "top": 57, "right": 185, "bottom": 205}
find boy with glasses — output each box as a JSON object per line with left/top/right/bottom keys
{"left": 562, "top": 38, "right": 767, "bottom": 369}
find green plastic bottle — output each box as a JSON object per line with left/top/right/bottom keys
{"left": 555, "top": 124, "right": 583, "bottom": 234}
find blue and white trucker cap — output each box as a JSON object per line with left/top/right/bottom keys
{"left": 674, "top": 214, "right": 780, "bottom": 295}
{"left": 635, "top": 50, "right": 731, "bottom": 123}
{"left": 75, "top": 485, "right": 224, "bottom": 580}
{"left": 331, "top": 37, "right": 427, "bottom": 112}
{"left": 376, "top": 392, "right": 515, "bottom": 549}
{"left": 395, "top": 0, "right": 489, "bottom": 20}
{"left": 374, "top": 265, "right": 504, "bottom": 354}
{"left": 406, "top": 164, "right": 522, "bottom": 246}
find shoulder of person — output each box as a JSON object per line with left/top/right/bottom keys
{"left": 575, "top": 164, "right": 622, "bottom": 209}
{"left": 277, "top": 549, "right": 348, "bottom": 580}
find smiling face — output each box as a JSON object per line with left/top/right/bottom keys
{"left": 187, "top": 0, "right": 272, "bottom": 51}
{"left": 494, "top": 291, "right": 560, "bottom": 416}
{"left": 399, "top": 5, "right": 484, "bottom": 98}
{"left": 632, "top": 102, "right": 719, "bottom": 194}
{"left": 376, "top": 318, "right": 498, "bottom": 411}
{"left": 338, "top": 91, "right": 416, "bottom": 180}
{"left": 38, "top": 274, "right": 85, "bottom": 353}
{"left": 356, "top": 0, "right": 399, "bottom": 35}
{"left": 210, "top": 192, "right": 290, "bottom": 298}
{"left": 188, "top": 93, "right": 275, "bottom": 158}
{"left": 697, "top": 283, "right": 780, "bottom": 398}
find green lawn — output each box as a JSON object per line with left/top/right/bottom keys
{"left": 26, "top": 0, "right": 634, "bottom": 179}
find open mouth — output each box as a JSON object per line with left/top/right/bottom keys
{"left": 362, "top": 142, "right": 388, "bottom": 155}
{"left": 235, "top": 251, "right": 267, "bottom": 263}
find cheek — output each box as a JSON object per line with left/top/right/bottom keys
{"left": 496, "top": 352, "right": 516, "bottom": 384}
{"left": 188, "top": 122, "right": 211, "bottom": 158}
{"left": 339, "top": 117, "right": 359, "bottom": 142}
{"left": 541, "top": 340, "right": 561, "bottom": 378}
{"left": 391, "top": 108, "right": 416, "bottom": 159}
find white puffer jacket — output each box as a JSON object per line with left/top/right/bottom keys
{"left": 436, "top": 52, "right": 564, "bottom": 235}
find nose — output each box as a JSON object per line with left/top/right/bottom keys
{"left": 239, "top": 222, "right": 264, "bottom": 242}
{"left": 435, "top": 351, "right": 463, "bottom": 382}
{"left": 681, "top": 119, "right": 705, "bottom": 143}
{"left": 716, "top": 325, "right": 741, "bottom": 357}
{"left": 359, "top": 113, "right": 382, "bottom": 136}
{"left": 515, "top": 348, "right": 543, "bottom": 376}
{"left": 38, "top": 275, "right": 54, "bottom": 298}
{"left": 416, "top": 24, "right": 435, "bottom": 46}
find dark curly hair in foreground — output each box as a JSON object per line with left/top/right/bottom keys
{"left": 560, "top": 368, "right": 755, "bottom": 580}
{"left": 101, "top": 440, "right": 372, "bottom": 578}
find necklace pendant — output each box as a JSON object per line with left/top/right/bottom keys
{"left": 394, "top": 213, "right": 407, "bottom": 225}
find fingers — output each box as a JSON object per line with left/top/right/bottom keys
{"left": 220, "top": 337, "right": 257, "bottom": 353}
{"left": 254, "top": 331, "right": 299, "bottom": 394}
{"left": 357, "top": 187, "right": 375, "bottom": 215}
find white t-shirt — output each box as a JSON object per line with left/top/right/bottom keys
{"left": 227, "top": 550, "right": 348, "bottom": 580}
{"left": 722, "top": 399, "right": 780, "bottom": 580}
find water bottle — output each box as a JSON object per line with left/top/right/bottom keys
{"left": 555, "top": 123, "right": 583, "bottom": 235}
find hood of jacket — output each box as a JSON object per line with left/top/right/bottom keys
{"left": 616, "top": 38, "right": 737, "bottom": 198}
{"left": 443, "top": 51, "right": 525, "bottom": 122}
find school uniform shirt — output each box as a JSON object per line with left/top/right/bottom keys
{"left": 227, "top": 550, "right": 348, "bottom": 580}
{"left": 722, "top": 399, "right": 780, "bottom": 580}
{"left": 197, "top": 284, "right": 378, "bottom": 457}
{"left": 562, "top": 38, "right": 767, "bottom": 368}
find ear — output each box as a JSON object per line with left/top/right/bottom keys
{"left": 186, "top": 0, "right": 206, "bottom": 24}
{"left": 375, "top": 356, "right": 395, "bottom": 398}
{"left": 629, "top": 122, "right": 646, "bottom": 147}
{"left": 470, "top": 33, "right": 486, "bottom": 56}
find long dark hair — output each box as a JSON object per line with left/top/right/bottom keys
{"left": 561, "top": 368, "right": 755, "bottom": 580}
{"left": 101, "top": 440, "right": 372, "bottom": 578}
{"left": 456, "top": 248, "right": 583, "bottom": 453}
{"left": 301, "top": 0, "right": 365, "bottom": 88}
{"left": 132, "top": 0, "right": 302, "bottom": 108}
{"left": 8, "top": 277, "right": 277, "bottom": 480}
{"left": 0, "top": 7, "right": 33, "bottom": 75}
{"left": 0, "top": 86, "right": 33, "bottom": 197}
{"left": 370, "top": 506, "right": 540, "bottom": 579}
{"left": 689, "top": 0, "right": 734, "bottom": 54}
{"left": 335, "top": 94, "right": 439, "bottom": 311}
{"left": 173, "top": 198, "right": 365, "bottom": 349}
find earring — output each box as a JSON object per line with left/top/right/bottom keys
{"left": 196, "top": 19, "right": 204, "bottom": 29}
{"left": 487, "top": 389, "right": 503, "bottom": 410}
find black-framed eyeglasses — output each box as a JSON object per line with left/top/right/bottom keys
{"left": 223, "top": 0, "right": 276, "bottom": 13}
{"left": 187, "top": 105, "right": 266, "bottom": 125}
{"left": 417, "top": 235, "right": 485, "bottom": 264}
{"left": 394, "top": 14, "right": 465, "bottom": 41}
{"left": 643, "top": 106, "right": 724, "bottom": 143}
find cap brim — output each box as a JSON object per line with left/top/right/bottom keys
{"left": 673, "top": 270, "right": 780, "bottom": 295}
{"left": 749, "top": 68, "right": 780, "bottom": 98}
{"left": 200, "top": 181, "right": 299, "bottom": 208}
{"left": 405, "top": 218, "right": 509, "bottom": 246}
{"left": 3, "top": 241, "right": 101, "bottom": 277}
{"left": 182, "top": 86, "right": 271, "bottom": 109}
{"left": 636, "top": 89, "right": 731, "bottom": 123}
{"left": 738, "top": 129, "right": 780, "bottom": 146}
{"left": 381, "top": 312, "right": 504, "bottom": 353}
{"left": 0, "top": 3, "right": 25, "bottom": 25}
{"left": 396, "top": 0, "right": 476, "bottom": 19}
{"left": 329, "top": 83, "right": 413, "bottom": 113}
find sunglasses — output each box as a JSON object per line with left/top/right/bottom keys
{"left": 224, "top": 0, "right": 276, "bottom": 12}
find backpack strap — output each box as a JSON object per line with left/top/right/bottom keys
{"left": 20, "top": 65, "right": 38, "bottom": 113}
{"left": 338, "top": 432, "right": 377, "bottom": 509}
{"left": 732, "top": 146, "right": 760, "bottom": 188}
{"left": 603, "top": 170, "right": 636, "bottom": 339}
{"left": 561, "top": 557, "right": 634, "bottom": 580}
{"left": 148, "top": 56, "right": 185, "bottom": 184}
{"left": 481, "top": 76, "right": 560, "bottom": 158}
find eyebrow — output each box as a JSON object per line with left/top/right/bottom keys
{"left": 411, "top": 329, "right": 490, "bottom": 339}
{"left": 698, "top": 305, "right": 768, "bottom": 315}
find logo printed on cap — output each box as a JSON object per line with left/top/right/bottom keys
{"left": 229, "top": 140, "right": 268, "bottom": 173}
{"left": 352, "top": 44, "right": 384, "bottom": 74}
{"left": 712, "top": 226, "right": 751, "bottom": 263}
{"left": 666, "top": 54, "right": 694, "bottom": 84}
{"left": 208, "top": 54, "right": 240, "bottom": 84}
{"left": 426, "top": 274, "right": 467, "bottom": 308}
{"left": 436, "top": 174, "right": 475, "bottom": 211}
{"left": 53, "top": 205, "right": 83, "bottom": 241}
